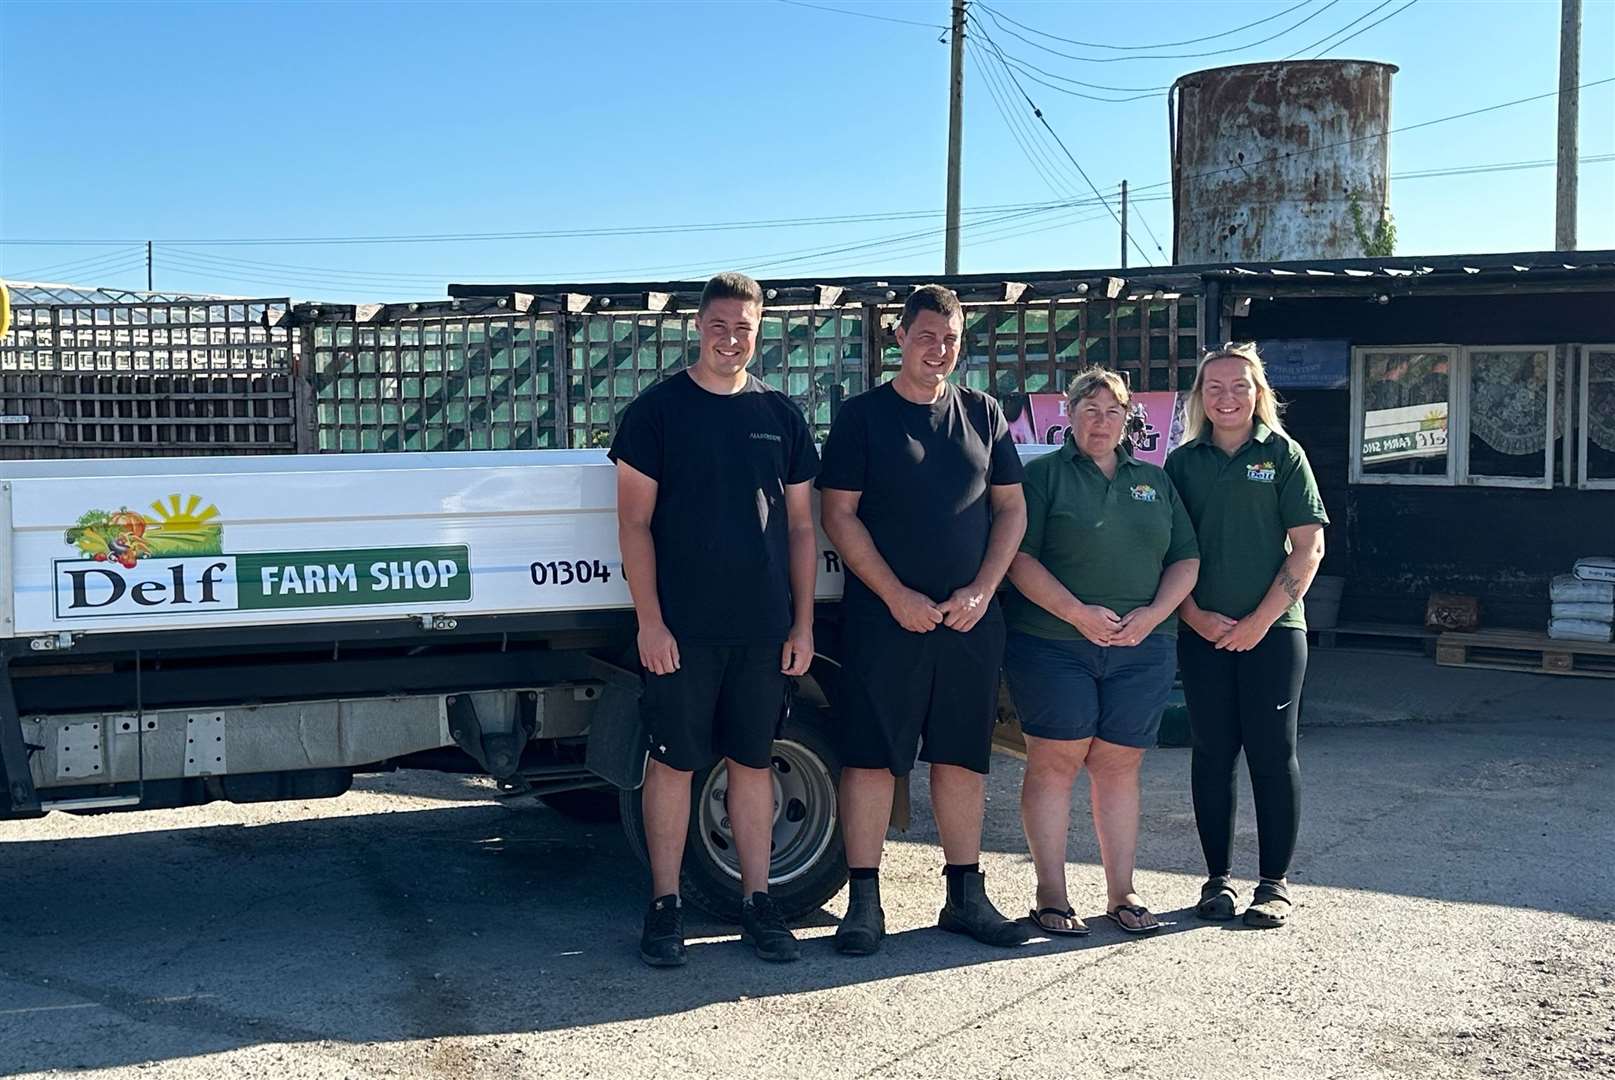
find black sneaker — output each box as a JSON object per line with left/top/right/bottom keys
{"left": 640, "top": 894, "right": 687, "bottom": 968}
{"left": 740, "top": 892, "right": 801, "bottom": 963}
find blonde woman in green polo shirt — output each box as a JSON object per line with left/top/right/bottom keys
{"left": 1164, "top": 343, "right": 1328, "bottom": 930}
{"left": 1004, "top": 368, "right": 1200, "bottom": 936}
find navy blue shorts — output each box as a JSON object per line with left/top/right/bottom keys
{"left": 1003, "top": 630, "right": 1176, "bottom": 748}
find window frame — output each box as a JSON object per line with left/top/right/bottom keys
{"left": 1457, "top": 343, "right": 1557, "bottom": 491}
{"left": 1580, "top": 342, "right": 1615, "bottom": 490}
{"left": 1349, "top": 344, "right": 1458, "bottom": 486}
{"left": 1349, "top": 344, "right": 1558, "bottom": 489}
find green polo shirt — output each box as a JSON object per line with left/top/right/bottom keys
{"left": 1006, "top": 438, "right": 1199, "bottom": 641}
{"left": 1163, "top": 422, "right": 1329, "bottom": 631}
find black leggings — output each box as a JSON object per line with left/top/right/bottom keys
{"left": 1177, "top": 626, "right": 1307, "bottom": 882}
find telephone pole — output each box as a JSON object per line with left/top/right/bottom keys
{"left": 146, "top": 241, "right": 153, "bottom": 291}
{"left": 1120, "top": 180, "right": 1129, "bottom": 269}
{"left": 1555, "top": 0, "right": 1581, "bottom": 250}
{"left": 944, "top": 0, "right": 965, "bottom": 274}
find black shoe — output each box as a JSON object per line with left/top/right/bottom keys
{"left": 835, "top": 876, "right": 886, "bottom": 956}
{"left": 938, "top": 870, "right": 1031, "bottom": 948}
{"left": 740, "top": 892, "right": 801, "bottom": 963}
{"left": 640, "top": 894, "right": 687, "bottom": 968}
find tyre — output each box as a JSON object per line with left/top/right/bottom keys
{"left": 537, "top": 787, "right": 622, "bottom": 823}
{"left": 619, "top": 710, "right": 847, "bottom": 923}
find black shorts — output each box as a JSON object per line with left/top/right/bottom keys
{"left": 834, "top": 604, "right": 1006, "bottom": 776}
{"left": 641, "top": 643, "right": 789, "bottom": 772}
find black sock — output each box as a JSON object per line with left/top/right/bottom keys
{"left": 943, "top": 862, "right": 980, "bottom": 878}
{"left": 849, "top": 867, "right": 879, "bottom": 881}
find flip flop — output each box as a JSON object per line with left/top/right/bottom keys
{"left": 1106, "top": 903, "right": 1162, "bottom": 934}
{"left": 1029, "top": 906, "right": 1090, "bottom": 937}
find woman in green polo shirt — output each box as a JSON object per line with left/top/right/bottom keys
{"left": 1004, "top": 368, "right": 1200, "bottom": 936}
{"left": 1164, "top": 343, "right": 1328, "bottom": 930}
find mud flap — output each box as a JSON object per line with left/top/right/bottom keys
{"left": 584, "top": 666, "right": 648, "bottom": 791}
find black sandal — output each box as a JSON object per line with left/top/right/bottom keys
{"left": 1105, "top": 903, "right": 1161, "bottom": 934}
{"left": 1243, "top": 880, "right": 1292, "bottom": 928}
{"left": 1029, "top": 905, "right": 1090, "bottom": 937}
{"left": 1197, "top": 877, "right": 1239, "bottom": 921}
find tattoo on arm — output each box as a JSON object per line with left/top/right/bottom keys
{"left": 1278, "top": 568, "right": 1303, "bottom": 603}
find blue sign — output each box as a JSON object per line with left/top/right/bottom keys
{"left": 1258, "top": 339, "right": 1350, "bottom": 389}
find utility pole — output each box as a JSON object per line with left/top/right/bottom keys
{"left": 944, "top": 0, "right": 965, "bottom": 275}
{"left": 1555, "top": 0, "right": 1581, "bottom": 250}
{"left": 146, "top": 241, "right": 153, "bottom": 291}
{"left": 1120, "top": 180, "right": 1129, "bottom": 269}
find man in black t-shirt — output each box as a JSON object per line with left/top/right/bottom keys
{"left": 609, "top": 272, "right": 819, "bottom": 968}
{"left": 818, "top": 284, "right": 1031, "bottom": 954}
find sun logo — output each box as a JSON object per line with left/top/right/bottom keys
{"left": 149, "top": 493, "right": 220, "bottom": 533}
{"left": 144, "top": 494, "right": 225, "bottom": 559}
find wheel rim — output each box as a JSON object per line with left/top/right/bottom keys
{"left": 697, "top": 738, "right": 838, "bottom": 887}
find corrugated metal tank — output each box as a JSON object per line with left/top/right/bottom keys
{"left": 1171, "top": 60, "right": 1397, "bottom": 264}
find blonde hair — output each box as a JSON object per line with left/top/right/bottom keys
{"left": 1065, "top": 366, "right": 1131, "bottom": 413}
{"left": 1184, "top": 342, "right": 1287, "bottom": 441}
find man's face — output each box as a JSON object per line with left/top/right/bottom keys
{"left": 693, "top": 298, "right": 761, "bottom": 378}
{"left": 895, "top": 307, "right": 963, "bottom": 389}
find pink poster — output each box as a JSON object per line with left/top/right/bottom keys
{"left": 1004, "top": 391, "right": 1189, "bottom": 466}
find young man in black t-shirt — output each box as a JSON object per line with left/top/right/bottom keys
{"left": 818, "top": 285, "right": 1031, "bottom": 954}
{"left": 609, "top": 272, "right": 819, "bottom": 967}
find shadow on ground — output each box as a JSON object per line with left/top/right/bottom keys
{"left": 0, "top": 716, "right": 1609, "bottom": 1073}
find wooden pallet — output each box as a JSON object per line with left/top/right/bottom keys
{"left": 1436, "top": 628, "right": 1615, "bottom": 679}
{"left": 1313, "top": 621, "right": 1438, "bottom": 654}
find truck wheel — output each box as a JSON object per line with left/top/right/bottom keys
{"left": 537, "top": 788, "right": 622, "bottom": 823}
{"left": 619, "top": 710, "right": 847, "bottom": 924}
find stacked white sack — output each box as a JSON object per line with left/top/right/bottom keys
{"left": 1573, "top": 556, "right": 1615, "bottom": 583}
{"left": 1550, "top": 570, "right": 1615, "bottom": 642}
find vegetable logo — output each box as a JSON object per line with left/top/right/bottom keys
{"left": 66, "top": 494, "right": 223, "bottom": 569}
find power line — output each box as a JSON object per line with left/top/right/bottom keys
{"left": 969, "top": 19, "right": 1156, "bottom": 266}
{"left": 1315, "top": 0, "right": 1419, "bottom": 58}
{"left": 0, "top": 199, "right": 1077, "bottom": 249}
{"left": 973, "top": 0, "right": 1344, "bottom": 64}
{"left": 2, "top": 246, "right": 147, "bottom": 281}
{"left": 966, "top": 39, "right": 1084, "bottom": 199}
{"left": 1283, "top": 0, "right": 1400, "bottom": 60}
{"left": 988, "top": 50, "right": 1171, "bottom": 103}
{"left": 973, "top": 0, "right": 1321, "bottom": 52}
{"left": 773, "top": 0, "right": 946, "bottom": 31}
{"left": 962, "top": 14, "right": 1172, "bottom": 94}
{"left": 1133, "top": 207, "right": 1170, "bottom": 262}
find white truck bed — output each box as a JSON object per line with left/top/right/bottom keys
{"left": 4, "top": 447, "right": 1053, "bottom": 639}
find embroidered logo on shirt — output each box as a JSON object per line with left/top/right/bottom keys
{"left": 749, "top": 432, "right": 783, "bottom": 443}
{"left": 1246, "top": 461, "right": 1277, "bottom": 483}
{"left": 1129, "top": 484, "right": 1158, "bottom": 503}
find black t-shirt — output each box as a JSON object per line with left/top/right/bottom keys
{"left": 817, "top": 381, "right": 1025, "bottom": 618}
{"left": 608, "top": 371, "right": 819, "bottom": 644}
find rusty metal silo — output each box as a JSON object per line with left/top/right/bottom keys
{"left": 1171, "top": 60, "right": 1397, "bottom": 264}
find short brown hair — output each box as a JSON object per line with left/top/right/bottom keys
{"left": 899, "top": 284, "right": 964, "bottom": 330}
{"left": 1066, "top": 366, "right": 1131, "bottom": 412}
{"left": 698, "top": 271, "right": 763, "bottom": 315}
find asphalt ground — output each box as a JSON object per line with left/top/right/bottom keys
{"left": 2, "top": 714, "right": 1611, "bottom": 1080}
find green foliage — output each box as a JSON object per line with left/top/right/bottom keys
{"left": 1348, "top": 191, "right": 1397, "bottom": 257}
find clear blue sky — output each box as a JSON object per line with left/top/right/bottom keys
{"left": 2, "top": 0, "right": 1611, "bottom": 301}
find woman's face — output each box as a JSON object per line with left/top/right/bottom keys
{"left": 1200, "top": 356, "right": 1258, "bottom": 433}
{"left": 1071, "top": 387, "right": 1126, "bottom": 458}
